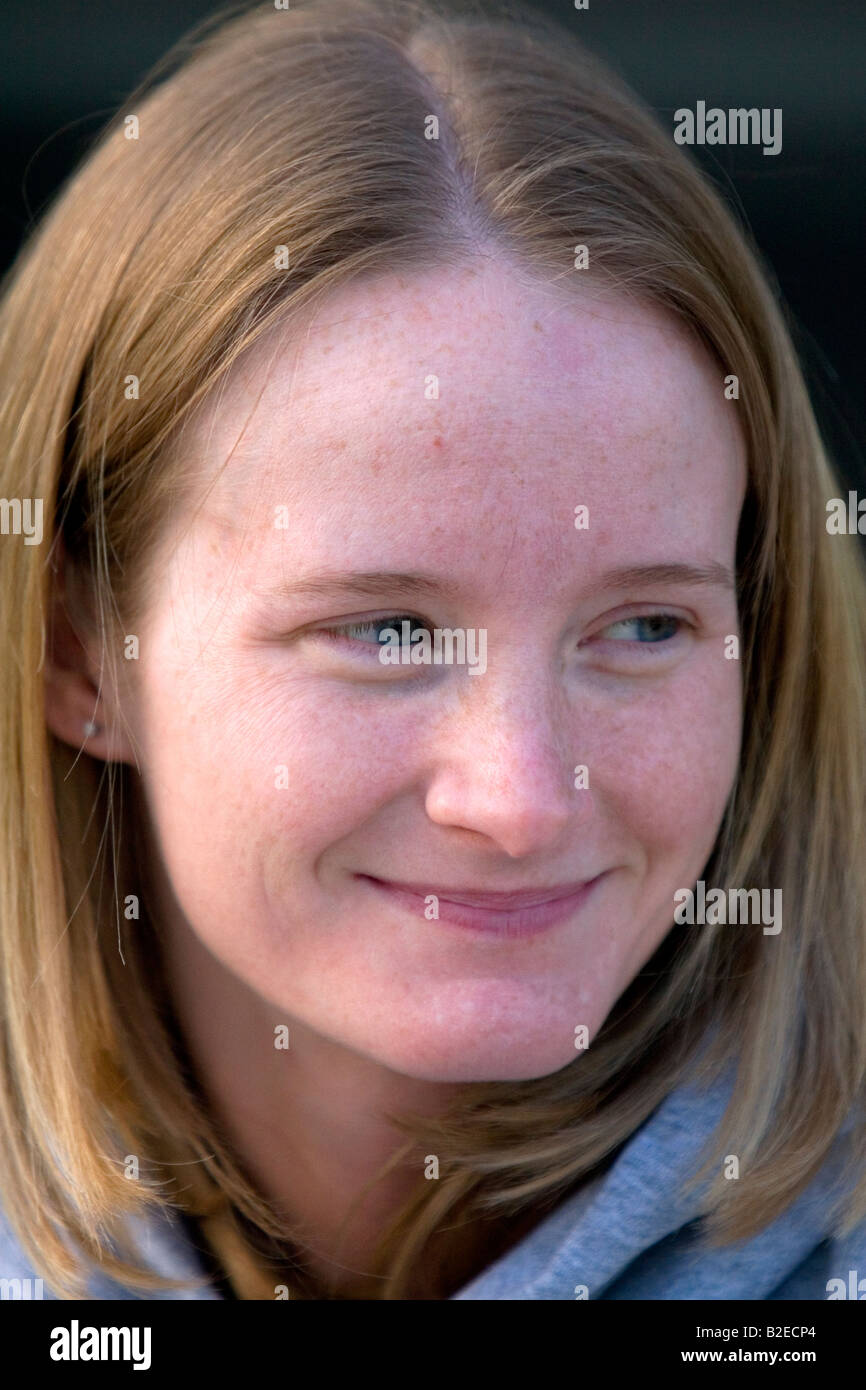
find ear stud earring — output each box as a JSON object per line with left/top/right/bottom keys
{"left": 82, "top": 719, "right": 101, "bottom": 738}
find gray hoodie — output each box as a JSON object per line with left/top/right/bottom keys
{"left": 1, "top": 1065, "right": 863, "bottom": 1300}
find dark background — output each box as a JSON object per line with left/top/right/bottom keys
{"left": 2, "top": 0, "right": 863, "bottom": 483}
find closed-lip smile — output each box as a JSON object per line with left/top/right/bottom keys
{"left": 357, "top": 872, "right": 607, "bottom": 938}
{"left": 360, "top": 876, "right": 597, "bottom": 908}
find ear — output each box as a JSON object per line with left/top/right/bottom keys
{"left": 43, "top": 539, "right": 138, "bottom": 765}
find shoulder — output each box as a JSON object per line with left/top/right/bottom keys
{"left": 768, "top": 1217, "right": 866, "bottom": 1300}
{"left": 0, "top": 1202, "right": 56, "bottom": 1300}
{"left": 0, "top": 1197, "right": 223, "bottom": 1300}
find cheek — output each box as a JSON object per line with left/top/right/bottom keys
{"left": 590, "top": 660, "right": 742, "bottom": 859}
{"left": 133, "top": 646, "right": 427, "bottom": 872}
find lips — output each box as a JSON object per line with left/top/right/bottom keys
{"left": 357, "top": 872, "right": 605, "bottom": 938}
{"left": 359, "top": 876, "right": 595, "bottom": 909}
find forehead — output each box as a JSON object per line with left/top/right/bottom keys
{"left": 176, "top": 260, "right": 746, "bottom": 557}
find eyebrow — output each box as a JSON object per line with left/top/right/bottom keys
{"left": 254, "top": 561, "right": 735, "bottom": 604}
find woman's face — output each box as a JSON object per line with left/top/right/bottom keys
{"left": 116, "top": 260, "right": 745, "bottom": 1083}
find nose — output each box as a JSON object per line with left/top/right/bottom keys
{"left": 422, "top": 664, "right": 595, "bottom": 858}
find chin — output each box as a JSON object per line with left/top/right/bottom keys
{"left": 359, "top": 1016, "right": 589, "bottom": 1084}
{"left": 341, "top": 978, "right": 611, "bottom": 1082}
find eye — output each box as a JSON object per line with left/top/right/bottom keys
{"left": 313, "top": 614, "right": 433, "bottom": 658}
{"left": 599, "top": 614, "right": 683, "bottom": 643}
{"left": 580, "top": 611, "right": 694, "bottom": 672}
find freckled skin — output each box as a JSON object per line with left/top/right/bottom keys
{"left": 119, "top": 259, "right": 745, "bottom": 1099}
{"left": 75, "top": 261, "right": 750, "bottom": 1280}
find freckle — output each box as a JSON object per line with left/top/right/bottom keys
{"left": 432, "top": 436, "right": 442, "bottom": 448}
{"left": 533, "top": 320, "right": 542, "bottom": 332}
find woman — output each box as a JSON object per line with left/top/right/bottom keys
{"left": 0, "top": 0, "right": 863, "bottom": 1301}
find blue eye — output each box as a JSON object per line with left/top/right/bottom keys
{"left": 600, "top": 614, "right": 682, "bottom": 642}
{"left": 317, "top": 615, "right": 431, "bottom": 654}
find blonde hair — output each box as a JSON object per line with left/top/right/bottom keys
{"left": 0, "top": 0, "right": 864, "bottom": 1299}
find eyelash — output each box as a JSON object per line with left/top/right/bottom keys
{"left": 313, "top": 611, "right": 689, "bottom": 659}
